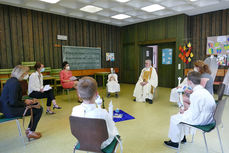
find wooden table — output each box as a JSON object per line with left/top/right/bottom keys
{"left": 94, "top": 72, "right": 110, "bottom": 88}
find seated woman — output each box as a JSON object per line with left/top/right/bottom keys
{"left": 0, "top": 65, "right": 43, "bottom": 140}
{"left": 183, "top": 60, "right": 213, "bottom": 110}
{"left": 28, "top": 62, "right": 61, "bottom": 114}
{"left": 106, "top": 68, "right": 120, "bottom": 98}
{"left": 60, "top": 61, "right": 78, "bottom": 89}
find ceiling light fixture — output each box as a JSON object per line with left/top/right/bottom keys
{"left": 40, "top": 0, "right": 60, "bottom": 4}
{"left": 141, "top": 4, "right": 165, "bottom": 12}
{"left": 80, "top": 5, "right": 103, "bottom": 13}
{"left": 190, "top": 0, "right": 198, "bottom": 1}
{"left": 116, "top": 0, "right": 131, "bottom": 3}
{"left": 111, "top": 14, "right": 131, "bottom": 20}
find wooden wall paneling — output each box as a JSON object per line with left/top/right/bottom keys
{"left": 42, "top": 13, "right": 50, "bottom": 67}
{"left": 167, "top": 16, "right": 177, "bottom": 39}
{"left": 137, "top": 22, "right": 146, "bottom": 41}
{"left": 56, "top": 16, "right": 61, "bottom": 68}
{"left": 77, "top": 20, "right": 83, "bottom": 46}
{"left": 222, "top": 10, "right": 227, "bottom": 35}
{"left": 215, "top": 11, "right": 221, "bottom": 35}
{"left": 32, "top": 11, "right": 41, "bottom": 63}
{"left": 147, "top": 21, "right": 154, "bottom": 41}
{"left": 9, "top": 7, "right": 21, "bottom": 66}
{"left": 0, "top": 5, "right": 7, "bottom": 68}
{"left": 27, "top": 10, "right": 34, "bottom": 61}
{"left": 68, "top": 18, "right": 76, "bottom": 46}
{"left": 38, "top": 12, "right": 44, "bottom": 64}
{"left": 52, "top": 15, "right": 58, "bottom": 68}
{"left": 211, "top": 12, "right": 216, "bottom": 36}
{"left": 16, "top": 8, "right": 24, "bottom": 63}
{"left": 201, "top": 14, "right": 206, "bottom": 59}
{"left": 83, "top": 20, "right": 89, "bottom": 46}
{"left": 21, "top": 9, "right": 30, "bottom": 62}
{"left": 47, "top": 14, "right": 54, "bottom": 68}
{"left": 196, "top": 15, "right": 201, "bottom": 58}
{"left": 227, "top": 9, "right": 229, "bottom": 34}
{"left": 3, "top": 6, "right": 13, "bottom": 68}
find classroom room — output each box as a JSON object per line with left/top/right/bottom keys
{"left": 0, "top": 0, "right": 229, "bottom": 153}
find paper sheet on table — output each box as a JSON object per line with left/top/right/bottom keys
{"left": 43, "top": 85, "right": 52, "bottom": 91}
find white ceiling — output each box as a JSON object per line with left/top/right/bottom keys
{"left": 0, "top": 0, "right": 229, "bottom": 27}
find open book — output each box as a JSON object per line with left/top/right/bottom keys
{"left": 70, "top": 76, "right": 77, "bottom": 81}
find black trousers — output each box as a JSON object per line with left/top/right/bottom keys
{"left": 29, "top": 89, "right": 55, "bottom": 107}
{"left": 26, "top": 107, "right": 43, "bottom": 131}
{"left": 7, "top": 106, "right": 43, "bottom": 131}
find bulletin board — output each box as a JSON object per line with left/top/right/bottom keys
{"left": 207, "top": 35, "right": 229, "bottom": 55}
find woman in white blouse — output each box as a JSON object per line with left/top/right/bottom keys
{"left": 28, "top": 62, "right": 61, "bottom": 114}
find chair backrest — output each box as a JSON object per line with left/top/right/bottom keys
{"left": 0, "top": 69, "right": 13, "bottom": 75}
{"left": 214, "top": 98, "right": 227, "bottom": 126}
{"left": 217, "top": 83, "right": 225, "bottom": 101}
{"left": 69, "top": 116, "right": 109, "bottom": 152}
{"left": 50, "top": 69, "right": 61, "bottom": 76}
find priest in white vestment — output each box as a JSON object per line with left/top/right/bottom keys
{"left": 164, "top": 71, "right": 216, "bottom": 149}
{"left": 106, "top": 68, "right": 120, "bottom": 97}
{"left": 133, "top": 59, "right": 158, "bottom": 103}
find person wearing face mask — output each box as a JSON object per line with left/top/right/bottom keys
{"left": 0, "top": 65, "right": 43, "bottom": 140}
{"left": 133, "top": 59, "right": 158, "bottom": 103}
{"left": 28, "top": 62, "right": 61, "bottom": 114}
{"left": 60, "top": 61, "right": 78, "bottom": 89}
{"left": 183, "top": 60, "right": 214, "bottom": 110}
{"left": 164, "top": 71, "right": 216, "bottom": 149}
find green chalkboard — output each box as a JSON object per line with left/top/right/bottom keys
{"left": 62, "top": 46, "right": 101, "bottom": 70}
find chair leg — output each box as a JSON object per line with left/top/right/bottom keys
{"left": 202, "top": 132, "right": 209, "bottom": 153}
{"left": 216, "top": 127, "right": 224, "bottom": 153}
{"left": 115, "top": 137, "right": 123, "bottom": 153}
{"left": 191, "top": 134, "right": 194, "bottom": 143}
{"left": 16, "top": 119, "right": 25, "bottom": 146}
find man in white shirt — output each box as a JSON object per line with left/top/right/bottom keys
{"left": 133, "top": 59, "right": 158, "bottom": 104}
{"left": 71, "top": 77, "right": 119, "bottom": 149}
{"left": 164, "top": 71, "right": 216, "bottom": 149}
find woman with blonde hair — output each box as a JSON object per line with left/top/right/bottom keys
{"left": 0, "top": 65, "right": 43, "bottom": 140}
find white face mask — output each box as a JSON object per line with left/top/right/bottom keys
{"left": 23, "top": 74, "right": 29, "bottom": 80}
{"left": 66, "top": 66, "right": 70, "bottom": 70}
{"left": 40, "top": 68, "right": 45, "bottom": 72}
{"left": 194, "top": 67, "right": 198, "bottom": 72}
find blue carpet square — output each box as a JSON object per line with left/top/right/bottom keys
{"left": 113, "top": 109, "right": 135, "bottom": 122}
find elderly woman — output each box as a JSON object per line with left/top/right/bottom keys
{"left": 0, "top": 65, "right": 43, "bottom": 140}
{"left": 60, "top": 61, "right": 78, "bottom": 89}
{"left": 28, "top": 62, "right": 61, "bottom": 114}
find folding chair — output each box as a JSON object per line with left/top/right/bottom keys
{"left": 178, "top": 98, "right": 227, "bottom": 153}
{"left": 0, "top": 114, "right": 25, "bottom": 145}
{"left": 69, "top": 116, "right": 123, "bottom": 153}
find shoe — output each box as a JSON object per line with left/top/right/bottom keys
{"left": 145, "top": 98, "right": 153, "bottom": 104}
{"left": 164, "top": 140, "right": 179, "bottom": 149}
{"left": 115, "top": 93, "right": 118, "bottom": 98}
{"left": 46, "top": 110, "right": 55, "bottom": 115}
{"left": 133, "top": 98, "right": 136, "bottom": 102}
{"left": 107, "top": 93, "right": 111, "bottom": 98}
{"left": 78, "top": 99, "right": 83, "bottom": 103}
{"left": 26, "top": 132, "right": 41, "bottom": 141}
{"left": 53, "top": 105, "right": 62, "bottom": 109}
{"left": 181, "top": 136, "right": 187, "bottom": 144}
{"left": 26, "top": 129, "right": 41, "bottom": 137}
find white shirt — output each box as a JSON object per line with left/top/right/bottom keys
{"left": 28, "top": 71, "right": 43, "bottom": 94}
{"left": 71, "top": 103, "right": 119, "bottom": 149}
{"left": 181, "top": 85, "right": 216, "bottom": 125}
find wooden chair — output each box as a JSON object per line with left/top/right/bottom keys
{"left": 50, "top": 69, "right": 62, "bottom": 94}
{"left": 21, "top": 61, "right": 36, "bottom": 74}
{"left": 69, "top": 116, "right": 123, "bottom": 153}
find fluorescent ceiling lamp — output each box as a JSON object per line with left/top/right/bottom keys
{"left": 116, "top": 0, "right": 131, "bottom": 2}
{"left": 80, "top": 5, "right": 103, "bottom": 13}
{"left": 141, "top": 4, "right": 165, "bottom": 12}
{"left": 190, "top": 0, "right": 198, "bottom": 1}
{"left": 111, "top": 14, "right": 131, "bottom": 20}
{"left": 40, "top": 0, "right": 60, "bottom": 4}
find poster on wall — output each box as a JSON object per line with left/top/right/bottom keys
{"left": 207, "top": 35, "right": 229, "bottom": 55}
{"left": 162, "top": 48, "right": 172, "bottom": 64}
{"left": 106, "top": 53, "right": 115, "bottom": 61}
